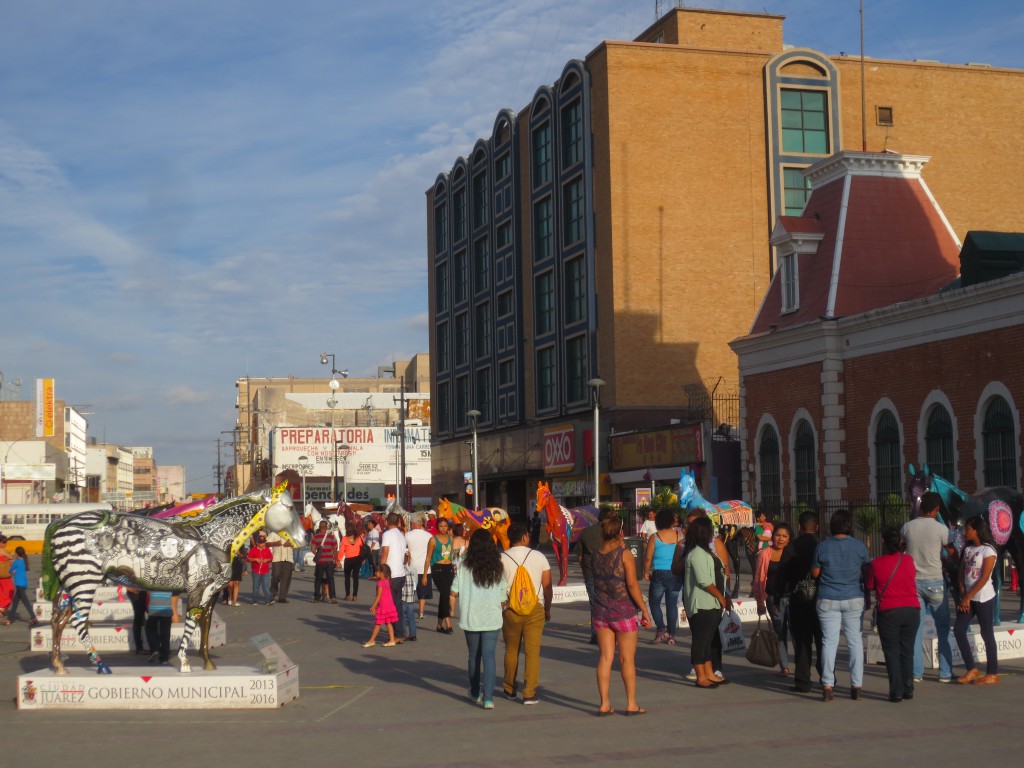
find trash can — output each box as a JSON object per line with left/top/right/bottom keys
{"left": 624, "top": 536, "right": 646, "bottom": 562}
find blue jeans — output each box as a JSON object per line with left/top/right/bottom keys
{"left": 816, "top": 597, "right": 865, "bottom": 688}
{"left": 648, "top": 570, "right": 682, "bottom": 635}
{"left": 401, "top": 601, "right": 418, "bottom": 638}
{"left": 465, "top": 629, "right": 500, "bottom": 703}
{"left": 913, "top": 578, "right": 952, "bottom": 680}
{"left": 251, "top": 572, "right": 271, "bottom": 604}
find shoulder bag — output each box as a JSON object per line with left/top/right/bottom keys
{"left": 872, "top": 553, "right": 903, "bottom": 629}
{"left": 745, "top": 615, "right": 780, "bottom": 668}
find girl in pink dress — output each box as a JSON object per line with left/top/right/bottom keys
{"left": 364, "top": 564, "right": 398, "bottom": 647}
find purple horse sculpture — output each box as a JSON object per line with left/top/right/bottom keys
{"left": 909, "top": 463, "right": 1024, "bottom": 624}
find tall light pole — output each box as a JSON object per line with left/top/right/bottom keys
{"left": 467, "top": 409, "right": 481, "bottom": 510}
{"left": 587, "top": 378, "right": 606, "bottom": 508}
{"left": 327, "top": 377, "right": 339, "bottom": 503}
{"left": 337, "top": 443, "right": 350, "bottom": 504}
{"left": 298, "top": 454, "right": 309, "bottom": 509}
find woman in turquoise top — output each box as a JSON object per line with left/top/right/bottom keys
{"left": 3, "top": 547, "right": 36, "bottom": 626}
{"left": 682, "top": 516, "right": 729, "bottom": 688}
{"left": 643, "top": 509, "right": 683, "bottom": 645}
{"left": 451, "top": 529, "right": 508, "bottom": 709}
{"left": 425, "top": 518, "right": 456, "bottom": 633}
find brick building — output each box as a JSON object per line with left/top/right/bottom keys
{"left": 731, "top": 151, "right": 1022, "bottom": 513}
{"left": 425, "top": 7, "right": 1024, "bottom": 515}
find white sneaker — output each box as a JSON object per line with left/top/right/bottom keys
{"left": 713, "top": 670, "right": 724, "bottom": 679}
{"left": 685, "top": 669, "right": 698, "bottom": 681}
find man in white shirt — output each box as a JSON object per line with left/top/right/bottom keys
{"left": 639, "top": 509, "right": 658, "bottom": 537}
{"left": 500, "top": 522, "right": 552, "bottom": 705}
{"left": 902, "top": 491, "right": 955, "bottom": 683}
{"left": 380, "top": 512, "right": 409, "bottom": 618}
{"left": 405, "top": 514, "right": 433, "bottom": 626}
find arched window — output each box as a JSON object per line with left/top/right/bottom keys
{"left": 759, "top": 426, "right": 781, "bottom": 515}
{"left": 874, "top": 410, "right": 901, "bottom": 502}
{"left": 983, "top": 397, "right": 1018, "bottom": 488}
{"left": 925, "top": 404, "right": 954, "bottom": 481}
{"left": 794, "top": 420, "right": 816, "bottom": 505}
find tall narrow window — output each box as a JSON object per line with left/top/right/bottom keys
{"left": 925, "top": 405, "right": 955, "bottom": 481}
{"left": 794, "top": 420, "right": 817, "bottom": 505}
{"left": 536, "top": 346, "right": 555, "bottom": 411}
{"left": 565, "top": 255, "right": 586, "bottom": 324}
{"left": 434, "top": 202, "right": 448, "bottom": 253}
{"left": 475, "top": 302, "right": 491, "bottom": 358}
{"left": 781, "top": 89, "right": 829, "bottom": 154}
{"left": 474, "top": 237, "right": 490, "bottom": 293}
{"left": 454, "top": 250, "right": 468, "bottom": 303}
{"left": 759, "top": 426, "right": 781, "bottom": 514}
{"left": 455, "top": 376, "right": 469, "bottom": 429}
{"left": 472, "top": 172, "right": 488, "bottom": 229}
{"left": 565, "top": 335, "right": 587, "bottom": 403}
{"left": 532, "top": 122, "right": 551, "bottom": 187}
{"left": 561, "top": 98, "right": 583, "bottom": 168}
{"left": 533, "top": 197, "right": 553, "bottom": 261}
{"left": 780, "top": 252, "right": 798, "bottom": 312}
{"left": 437, "top": 381, "right": 450, "bottom": 433}
{"left": 434, "top": 262, "right": 448, "bottom": 313}
{"left": 496, "top": 153, "right": 511, "bottom": 181}
{"left": 455, "top": 312, "right": 468, "bottom": 367}
{"left": 563, "top": 177, "right": 585, "bottom": 246}
{"left": 499, "top": 359, "right": 514, "bottom": 386}
{"left": 435, "top": 321, "right": 449, "bottom": 373}
{"left": 783, "top": 167, "right": 811, "bottom": 215}
{"left": 476, "top": 368, "right": 492, "bottom": 423}
{"left": 874, "top": 410, "right": 902, "bottom": 502}
{"left": 453, "top": 188, "right": 466, "bottom": 240}
{"left": 535, "top": 271, "right": 554, "bottom": 335}
{"left": 983, "top": 396, "right": 1018, "bottom": 488}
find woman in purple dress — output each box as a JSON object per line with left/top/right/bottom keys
{"left": 591, "top": 515, "right": 653, "bottom": 716}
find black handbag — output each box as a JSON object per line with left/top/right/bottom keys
{"left": 792, "top": 575, "right": 818, "bottom": 602}
{"left": 745, "top": 615, "right": 781, "bottom": 668}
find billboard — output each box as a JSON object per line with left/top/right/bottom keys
{"left": 543, "top": 424, "right": 576, "bottom": 474}
{"left": 36, "top": 378, "right": 55, "bottom": 438}
{"left": 272, "top": 425, "right": 432, "bottom": 484}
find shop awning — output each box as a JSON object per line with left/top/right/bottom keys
{"left": 607, "top": 466, "right": 690, "bottom": 485}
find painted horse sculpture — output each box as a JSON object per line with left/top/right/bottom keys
{"left": 42, "top": 484, "right": 306, "bottom": 674}
{"left": 437, "top": 498, "right": 511, "bottom": 550}
{"left": 677, "top": 468, "right": 754, "bottom": 529}
{"left": 908, "top": 463, "right": 1024, "bottom": 623}
{"left": 535, "top": 482, "right": 598, "bottom": 587}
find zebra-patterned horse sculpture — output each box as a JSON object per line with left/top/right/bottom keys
{"left": 42, "top": 486, "right": 306, "bottom": 675}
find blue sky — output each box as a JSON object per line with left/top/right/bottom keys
{"left": 1, "top": 1, "right": 1022, "bottom": 492}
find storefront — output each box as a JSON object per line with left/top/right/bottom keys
{"left": 607, "top": 422, "right": 708, "bottom": 504}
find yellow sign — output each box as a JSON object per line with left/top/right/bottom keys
{"left": 36, "top": 378, "right": 55, "bottom": 438}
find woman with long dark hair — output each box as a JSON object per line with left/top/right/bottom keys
{"left": 682, "top": 516, "right": 729, "bottom": 688}
{"left": 451, "top": 529, "right": 508, "bottom": 709}
{"left": 424, "top": 517, "right": 456, "bottom": 633}
{"left": 754, "top": 521, "right": 794, "bottom": 676}
{"left": 953, "top": 515, "right": 1000, "bottom": 685}
{"left": 643, "top": 508, "right": 683, "bottom": 645}
{"left": 811, "top": 509, "right": 870, "bottom": 701}
{"left": 865, "top": 526, "right": 919, "bottom": 702}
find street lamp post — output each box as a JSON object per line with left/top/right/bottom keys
{"left": 321, "top": 352, "right": 347, "bottom": 504}
{"left": 587, "top": 378, "right": 606, "bottom": 509}
{"left": 2, "top": 438, "right": 33, "bottom": 504}
{"left": 298, "top": 454, "right": 309, "bottom": 509}
{"left": 467, "top": 409, "right": 481, "bottom": 510}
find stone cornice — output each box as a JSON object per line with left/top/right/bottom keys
{"left": 804, "top": 151, "right": 930, "bottom": 189}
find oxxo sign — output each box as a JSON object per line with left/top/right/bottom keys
{"left": 543, "top": 424, "right": 576, "bottom": 474}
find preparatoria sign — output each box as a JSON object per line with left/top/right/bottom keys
{"left": 271, "top": 426, "right": 431, "bottom": 484}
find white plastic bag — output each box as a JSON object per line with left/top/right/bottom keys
{"left": 718, "top": 608, "right": 746, "bottom": 653}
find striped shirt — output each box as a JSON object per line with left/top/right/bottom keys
{"left": 312, "top": 532, "right": 338, "bottom": 564}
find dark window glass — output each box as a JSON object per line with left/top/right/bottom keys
{"left": 434, "top": 202, "right": 448, "bottom": 253}
{"left": 499, "top": 359, "right": 514, "bottom": 386}
{"left": 781, "top": 89, "right": 829, "bottom": 154}
{"left": 535, "top": 271, "right": 554, "bottom": 335}
{"left": 437, "top": 381, "right": 450, "bottom": 433}
{"left": 759, "top": 426, "right": 781, "bottom": 514}
{"left": 537, "top": 347, "right": 555, "bottom": 411}
{"left": 565, "top": 255, "right": 586, "bottom": 324}
{"left": 532, "top": 122, "right": 551, "bottom": 186}
{"left": 874, "top": 410, "right": 902, "bottom": 502}
{"left": 497, "top": 221, "right": 512, "bottom": 248}
{"left": 474, "top": 237, "right": 490, "bottom": 293}
{"left": 794, "top": 420, "right": 817, "bottom": 504}
{"left": 533, "top": 197, "right": 552, "bottom": 262}
{"left": 925, "top": 405, "right": 955, "bottom": 481}
{"left": 783, "top": 167, "right": 811, "bottom": 215}
{"left": 435, "top": 321, "right": 449, "bottom": 373}
{"left": 563, "top": 176, "right": 585, "bottom": 245}
{"left": 561, "top": 99, "right": 583, "bottom": 168}
{"left": 497, "top": 290, "right": 513, "bottom": 317}
{"left": 434, "top": 262, "right": 448, "bottom": 313}
{"left": 496, "top": 153, "right": 511, "bottom": 181}
{"left": 454, "top": 250, "right": 468, "bottom": 303}
{"left": 455, "top": 312, "right": 469, "bottom": 367}
{"left": 453, "top": 189, "right": 466, "bottom": 240}
{"left": 983, "top": 396, "right": 1018, "bottom": 488}
{"left": 475, "top": 302, "right": 491, "bottom": 358}
{"left": 472, "top": 172, "right": 488, "bottom": 229}
{"left": 476, "top": 368, "right": 492, "bottom": 423}
{"left": 565, "top": 335, "right": 587, "bottom": 403}
{"left": 455, "top": 376, "right": 469, "bottom": 429}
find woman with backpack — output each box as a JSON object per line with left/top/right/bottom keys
{"left": 591, "top": 514, "right": 653, "bottom": 715}
{"left": 953, "top": 515, "right": 1000, "bottom": 685}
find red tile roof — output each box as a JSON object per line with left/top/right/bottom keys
{"left": 750, "top": 152, "right": 961, "bottom": 336}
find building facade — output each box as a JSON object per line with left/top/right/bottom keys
{"left": 426, "top": 7, "right": 1024, "bottom": 517}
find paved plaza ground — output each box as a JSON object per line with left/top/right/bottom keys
{"left": 1, "top": 558, "right": 1019, "bottom": 767}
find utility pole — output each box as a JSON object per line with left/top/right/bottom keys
{"left": 393, "top": 374, "right": 406, "bottom": 509}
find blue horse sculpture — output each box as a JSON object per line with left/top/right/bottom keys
{"left": 677, "top": 468, "right": 754, "bottom": 528}
{"left": 908, "top": 463, "right": 1024, "bottom": 624}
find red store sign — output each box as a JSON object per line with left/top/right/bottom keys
{"left": 543, "top": 424, "right": 576, "bottom": 474}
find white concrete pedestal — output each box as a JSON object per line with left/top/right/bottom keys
{"left": 29, "top": 614, "right": 226, "bottom": 653}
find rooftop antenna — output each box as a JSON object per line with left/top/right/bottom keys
{"left": 860, "top": 0, "right": 867, "bottom": 151}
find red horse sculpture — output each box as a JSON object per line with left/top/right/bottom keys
{"left": 535, "top": 481, "right": 598, "bottom": 586}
